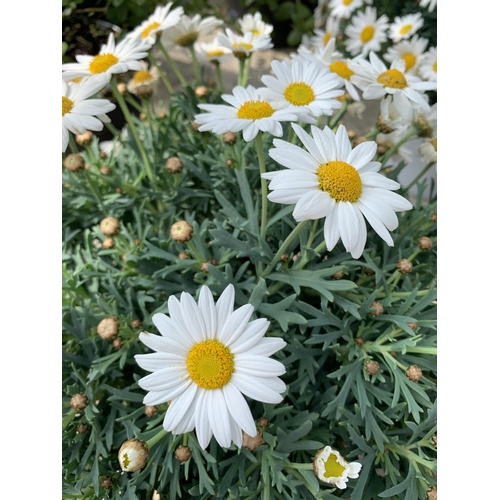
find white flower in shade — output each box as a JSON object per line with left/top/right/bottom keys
{"left": 161, "top": 14, "right": 223, "bottom": 49}
{"left": 195, "top": 85, "right": 300, "bottom": 142}
{"left": 127, "top": 2, "right": 184, "bottom": 44}
{"left": 314, "top": 0, "right": 332, "bottom": 29}
{"left": 194, "top": 38, "right": 232, "bottom": 64}
{"left": 126, "top": 61, "right": 160, "bottom": 97}
{"left": 134, "top": 284, "right": 287, "bottom": 450}
{"left": 62, "top": 33, "right": 152, "bottom": 82}
{"left": 383, "top": 35, "right": 428, "bottom": 74}
{"left": 328, "top": 0, "right": 363, "bottom": 20}
{"left": 420, "top": 0, "right": 437, "bottom": 12}
{"left": 62, "top": 76, "right": 115, "bottom": 152}
{"left": 313, "top": 446, "right": 362, "bottom": 488}
{"left": 239, "top": 11, "right": 273, "bottom": 38}
{"left": 378, "top": 95, "right": 414, "bottom": 134}
{"left": 350, "top": 51, "right": 436, "bottom": 120}
{"left": 310, "top": 15, "right": 340, "bottom": 50}
{"left": 262, "top": 123, "right": 412, "bottom": 258}
{"left": 418, "top": 47, "right": 437, "bottom": 82}
{"left": 388, "top": 13, "right": 424, "bottom": 43}
{"left": 418, "top": 138, "right": 437, "bottom": 163}
{"left": 217, "top": 29, "right": 273, "bottom": 59}
{"left": 259, "top": 58, "right": 344, "bottom": 119}
{"left": 345, "top": 7, "right": 389, "bottom": 57}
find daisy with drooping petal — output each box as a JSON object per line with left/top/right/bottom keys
{"left": 344, "top": 7, "right": 389, "bottom": 57}
{"left": 62, "top": 76, "right": 116, "bottom": 152}
{"left": 420, "top": 0, "right": 437, "bottom": 12}
{"left": 310, "top": 15, "right": 340, "bottom": 51}
{"left": 217, "top": 29, "right": 273, "bottom": 59}
{"left": 194, "top": 38, "right": 232, "bottom": 64}
{"left": 328, "top": 0, "right": 363, "bottom": 20}
{"left": 259, "top": 58, "right": 344, "bottom": 119}
{"left": 238, "top": 11, "right": 273, "bottom": 38}
{"left": 418, "top": 47, "right": 437, "bottom": 82}
{"left": 161, "top": 14, "right": 223, "bottom": 50}
{"left": 383, "top": 35, "right": 428, "bottom": 74}
{"left": 126, "top": 61, "right": 160, "bottom": 97}
{"left": 313, "top": 446, "right": 362, "bottom": 488}
{"left": 195, "top": 85, "right": 301, "bottom": 142}
{"left": 134, "top": 284, "right": 287, "bottom": 450}
{"left": 127, "top": 2, "right": 184, "bottom": 44}
{"left": 62, "top": 33, "right": 152, "bottom": 82}
{"left": 388, "top": 13, "right": 424, "bottom": 43}
{"left": 262, "top": 123, "right": 413, "bottom": 258}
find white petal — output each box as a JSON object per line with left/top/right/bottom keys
{"left": 222, "top": 382, "right": 258, "bottom": 436}
{"left": 180, "top": 292, "right": 207, "bottom": 342}
{"left": 229, "top": 318, "right": 270, "bottom": 353}
{"left": 194, "top": 391, "right": 213, "bottom": 449}
{"left": 207, "top": 390, "right": 232, "bottom": 448}
{"left": 215, "top": 284, "right": 235, "bottom": 329}
{"left": 293, "top": 190, "right": 333, "bottom": 221}
{"left": 324, "top": 203, "right": 341, "bottom": 251}
{"left": 219, "top": 304, "right": 254, "bottom": 345}
{"left": 335, "top": 125, "right": 352, "bottom": 162}
{"left": 235, "top": 355, "right": 286, "bottom": 377}
{"left": 245, "top": 337, "right": 286, "bottom": 357}
{"left": 231, "top": 372, "right": 284, "bottom": 404}
{"left": 135, "top": 352, "right": 186, "bottom": 372}
{"left": 198, "top": 286, "right": 217, "bottom": 339}
{"left": 347, "top": 141, "right": 377, "bottom": 170}
{"left": 163, "top": 384, "right": 198, "bottom": 431}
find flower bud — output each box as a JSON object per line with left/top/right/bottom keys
{"left": 136, "top": 86, "right": 153, "bottom": 99}
{"left": 75, "top": 130, "right": 93, "bottom": 145}
{"left": 191, "top": 121, "right": 201, "bottom": 131}
{"left": 100, "top": 166, "right": 112, "bottom": 175}
{"left": 174, "top": 445, "right": 192, "bottom": 462}
{"left": 158, "top": 111, "right": 167, "bottom": 119}
{"left": 313, "top": 446, "right": 362, "bottom": 487}
{"left": 102, "top": 237, "right": 114, "bottom": 249}
{"left": 353, "top": 136, "right": 367, "bottom": 147}
{"left": 432, "top": 434, "right": 437, "bottom": 448}
{"left": 355, "top": 337, "right": 364, "bottom": 345}
{"left": 418, "top": 236, "right": 433, "bottom": 250}
{"left": 397, "top": 258, "right": 413, "bottom": 274}
{"left": 70, "top": 392, "right": 88, "bottom": 411}
{"left": 97, "top": 316, "right": 119, "bottom": 340}
{"left": 332, "top": 270, "right": 344, "bottom": 280}
{"left": 131, "top": 319, "right": 142, "bottom": 329}
{"left": 170, "top": 220, "right": 193, "bottom": 243}
{"left": 347, "top": 130, "right": 356, "bottom": 139}
{"left": 223, "top": 132, "right": 237, "bottom": 145}
{"left": 226, "top": 159, "right": 233, "bottom": 167}
{"left": 144, "top": 405, "right": 157, "bottom": 417}
{"left": 365, "top": 360, "right": 380, "bottom": 375}
{"left": 112, "top": 338, "right": 123, "bottom": 350}
{"left": 100, "top": 216, "right": 120, "bottom": 236}
{"left": 101, "top": 477, "right": 113, "bottom": 489}
{"left": 178, "top": 251, "right": 189, "bottom": 260}
{"left": 430, "top": 214, "right": 437, "bottom": 222}
{"left": 195, "top": 85, "right": 209, "bottom": 98}
{"left": 369, "top": 301, "right": 384, "bottom": 317}
{"left": 242, "top": 430, "right": 265, "bottom": 450}
{"left": 376, "top": 115, "right": 395, "bottom": 134}
{"left": 117, "top": 82, "right": 127, "bottom": 95}
{"left": 99, "top": 151, "right": 107, "bottom": 160}
{"left": 407, "top": 322, "right": 418, "bottom": 331}
{"left": 118, "top": 438, "right": 149, "bottom": 472}
{"left": 64, "top": 153, "right": 85, "bottom": 172}
{"left": 406, "top": 364, "right": 423, "bottom": 381}
{"left": 77, "top": 423, "right": 88, "bottom": 434}
{"left": 426, "top": 487, "right": 437, "bottom": 500}
{"left": 258, "top": 417, "right": 270, "bottom": 428}
{"left": 166, "top": 157, "right": 183, "bottom": 174}
{"left": 201, "top": 259, "right": 218, "bottom": 273}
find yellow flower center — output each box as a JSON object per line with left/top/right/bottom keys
{"left": 132, "top": 70, "right": 153, "bottom": 84}
{"left": 377, "top": 69, "right": 407, "bottom": 89}
{"left": 431, "top": 138, "right": 437, "bottom": 151}
{"left": 323, "top": 32, "right": 332, "bottom": 46}
{"left": 324, "top": 453, "right": 346, "bottom": 479}
{"left": 250, "top": 29, "right": 261, "bottom": 36}
{"left": 232, "top": 42, "right": 254, "bottom": 51}
{"left": 175, "top": 32, "right": 199, "bottom": 47}
{"left": 89, "top": 53, "right": 119, "bottom": 74}
{"left": 360, "top": 25, "right": 375, "bottom": 43}
{"left": 284, "top": 82, "right": 315, "bottom": 106}
{"left": 62, "top": 96, "right": 74, "bottom": 116}
{"left": 237, "top": 100, "right": 275, "bottom": 120}
{"left": 186, "top": 339, "right": 234, "bottom": 389}
{"left": 122, "top": 453, "right": 131, "bottom": 469}
{"left": 432, "top": 60, "right": 437, "bottom": 73}
{"left": 342, "top": 0, "right": 354, "bottom": 5}
{"left": 401, "top": 53, "right": 417, "bottom": 71}
{"left": 317, "top": 161, "right": 362, "bottom": 202}
{"left": 207, "top": 49, "right": 226, "bottom": 58}
{"left": 329, "top": 60, "right": 354, "bottom": 80}
{"left": 141, "top": 21, "right": 161, "bottom": 39}
{"left": 71, "top": 77, "right": 83, "bottom": 83}
{"left": 399, "top": 24, "right": 413, "bottom": 35}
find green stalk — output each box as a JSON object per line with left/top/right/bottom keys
{"left": 148, "top": 52, "right": 174, "bottom": 93}
{"left": 255, "top": 132, "right": 269, "bottom": 241}
{"left": 328, "top": 98, "right": 349, "bottom": 130}
{"left": 403, "top": 161, "right": 435, "bottom": 193}
{"left": 187, "top": 240, "right": 206, "bottom": 263}
{"left": 237, "top": 58, "right": 246, "bottom": 86}
{"left": 82, "top": 170, "right": 104, "bottom": 210}
{"left": 68, "top": 134, "right": 79, "bottom": 154}
{"left": 378, "top": 126, "right": 420, "bottom": 167}
{"left": 104, "top": 120, "right": 121, "bottom": 138}
{"left": 213, "top": 61, "right": 225, "bottom": 93}
{"left": 145, "top": 428, "right": 168, "bottom": 448}
{"left": 157, "top": 40, "right": 189, "bottom": 88}
{"left": 365, "top": 126, "right": 380, "bottom": 139}
{"left": 189, "top": 45, "right": 201, "bottom": 86}
{"left": 242, "top": 56, "right": 252, "bottom": 87}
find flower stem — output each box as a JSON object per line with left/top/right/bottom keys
{"left": 255, "top": 132, "right": 269, "bottom": 241}
{"left": 242, "top": 56, "right": 252, "bottom": 86}
{"left": 365, "top": 126, "right": 380, "bottom": 139}
{"left": 157, "top": 41, "right": 189, "bottom": 88}
{"left": 148, "top": 52, "right": 174, "bottom": 93}
{"left": 187, "top": 240, "right": 205, "bottom": 263}
{"left": 403, "top": 161, "right": 435, "bottom": 193}
{"left": 145, "top": 428, "right": 168, "bottom": 449}
{"left": 378, "top": 126, "right": 420, "bottom": 167}
{"left": 328, "top": 98, "right": 349, "bottom": 130}
{"left": 213, "top": 61, "right": 225, "bottom": 93}
{"left": 82, "top": 170, "right": 104, "bottom": 210}
{"left": 68, "top": 134, "right": 79, "bottom": 154}
{"left": 189, "top": 45, "right": 201, "bottom": 86}
{"left": 237, "top": 58, "right": 245, "bottom": 86}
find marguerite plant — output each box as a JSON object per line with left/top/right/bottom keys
{"left": 344, "top": 6, "right": 389, "bottom": 57}
{"left": 388, "top": 12, "right": 424, "bottom": 43}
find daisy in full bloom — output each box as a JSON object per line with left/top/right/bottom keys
{"left": 344, "top": 7, "right": 389, "bottom": 57}
{"left": 310, "top": 15, "right": 340, "bottom": 51}
{"left": 328, "top": 0, "right": 363, "bottom": 20}
{"left": 384, "top": 35, "right": 428, "bottom": 74}
{"left": 418, "top": 47, "right": 437, "bottom": 82}
{"left": 134, "top": 284, "right": 287, "bottom": 449}
{"left": 420, "top": 0, "right": 437, "bottom": 12}
{"left": 217, "top": 29, "right": 273, "bottom": 59}
{"left": 62, "top": 33, "right": 152, "bottom": 82}
{"left": 194, "top": 38, "right": 232, "bottom": 64}
{"left": 350, "top": 51, "right": 436, "bottom": 120}
{"left": 161, "top": 14, "right": 223, "bottom": 50}
{"left": 126, "top": 61, "right": 160, "bottom": 97}
{"left": 388, "top": 13, "right": 424, "bottom": 43}
{"left": 238, "top": 11, "right": 273, "bottom": 38}
{"left": 262, "top": 123, "right": 413, "bottom": 258}
{"left": 62, "top": 76, "right": 115, "bottom": 152}
{"left": 259, "top": 58, "right": 344, "bottom": 119}
{"left": 127, "top": 2, "right": 184, "bottom": 44}
{"left": 313, "top": 447, "right": 362, "bottom": 488}
{"left": 195, "top": 85, "right": 301, "bottom": 141}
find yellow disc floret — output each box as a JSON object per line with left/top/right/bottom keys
{"left": 187, "top": 339, "right": 234, "bottom": 389}
{"left": 141, "top": 21, "right": 161, "bottom": 39}
{"left": 317, "top": 161, "right": 362, "bottom": 202}
{"left": 342, "top": 0, "right": 354, "bottom": 5}
{"left": 324, "top": 453, "right": 346, "bottom": 479}
{"left": 62, "top": 96, "right": 74, "bottom": 117}
{"left": 323, "top": 32, "right": 332, "bottom": 46}
{"left": 401, "top": 53, "right": 417, "bottom": 71}
{"left": 432, "top": 60, "right": 437, "bottom": 73}
{"left": 175, "top": 32, "right": 199, "bottom": 47}
{"left": 232, "top": 42, "right": 254, "bottom": 51}
{"left": 399, "top": 24, "right": 413, "bottom": 35}
{"left": 132, "top": 70, "right": 153, "bottom": 85}
{"left": 284, "top": 82, "right": 315, "bottom": 106}
{"left": 89, "top": 53, "right": 119, "bottom": 74}
{"left": 329, "top": 61, "right": 354, "bottom": 80}
{"left": 207, "top": 49, "right": 226, "bottom": 58}
{"left": 377, "top": 69, "right": 407, "bottom": 89}
{"left": 237, "top": 100, "right": 275, "bottom": 120}
{"left": 360, "top": 25, "right": 375, "bottom": 43}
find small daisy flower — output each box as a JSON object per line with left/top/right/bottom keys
{"left": 134, "top": 284, "right": 287, "bottom": 449}
{"left": 328, "top": 0, "right": 363, "bottom": 20}
{"left": 194, "top": 38, "right": 232, "bottom": 64}
{"left": 418, "top": 47, "right": 437, "bottom": 82}
{"left": 62, "top": 76, "right": 115, "bottom": 152}
{"left": 259, "top": 58, "right": 344, "bottom": 119}
{"left": 420, "top": 0, "right": 437, "bottom": 12}
{"left": 311, "top": 15, "right": 340, "bottom": 50}
{"left": 378, "top": 95, "right": 414, "bottom": 134}
{"left": 263, "top": 123, "right": 413, "bottom": 258}
{"left": 384, "top": 35, "right": 428, "bottom": 74}
{"left": 314, "top": 0, "right": 332, "bottom": 29}
{"left": 345, "top": 7, "right": 389, "bottom": 57}
{"left": 127, "top": 2, "right": 184, "bottom": 44}
{"left": 418, "top": 138, "right": 437, "bottom": 163}
{"left": 195, "top": 85, "right": 301, "bottom": 142}
{"left": 217, "top": 29, "right": 273, "bottom": 60}
{"left": 126, "top": 61, "right": 160, "bottom": 97}
{"left": 313, "top": 446, "right": 362, "bottom": 488}
{"left": 162, "top": 14, "right": 223, "bottom": 50}
{"left": 239, "top": 11, "right": 273, "bottom": 38}
{"left": 388, "top": 13, "right": 424, "bottom": 43}
{"left": 62, "top": 33, "right": 152, "bottom": 82}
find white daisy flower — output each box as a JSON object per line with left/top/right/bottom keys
{"left": 310, "top": 15, "right": 340, "bottom": 50}
{"left": 420, "top": 0, "right": 437, "bottom": 12}
{"left": 238, "top": 11, "right": 273, "bottom": 38}
{"left": 383, "top": 35, "right": 428, "bottom": 74}
{"left": 62, "top": 76, "right": 115, "bottom": 152}
{"left": 262, "top": 123, "right": 413, "bottom": 258}
{"left": 388, "top": 13, "right": 424, "bottom": 43}
{"left": 217, "top": 29, "right": 273, "bottom": 59}
{"left": 259, "top": 58, "right": 344, "bottom": 119}
{"left": 194, "top": 38, "right": 232, "bottom": 64}
{"left": 134, "top": 284, "right": 287, "bottom": 450}
{"left": 314, "top": 0, "right": 332, "bottom": 29}
{"left": 161, "top": 14, "right": 223, "bottom": 49}
{"left": 313, "top": 446, "right": 362, "bottom": 488}
{"left": 195, "top": 85, "right": 301, "bottom": 142}
{"left": 62, "top": 33, "right": 152, "bottom": 82}
{"left": 418, "top": 138, "right": 437, "bottom": 163}
{"left": 328, "top": 0, "right": 363, "bottom": 20}
{"left": 345, "top": 7, "right": 389, "bottom": 57}
{"left": 350, "top": 51, "right": 436, "bottom": 121}
{"left": 418, "top": 47, "right": 437, "bottom": 82}
{"left": 126, "top": 61, "right": 160, "bottom": 97}
{"left": 378, "top": 95, "right": 414, "bottom": 134}
{"left": 127, "top": 2, "right": 184, "bottom": 44}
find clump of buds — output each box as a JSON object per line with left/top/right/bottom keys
{"left": 406, "top": 364, "right": 423, "bottom": 382}
{"left": 64, "top": 154, "right": 85, "bottom": 172}
{"left": 97, "top": 316, "right": 119, "bottom": 340}
{"left": 418, "top": 236, "right": 433, "bottom": 250}
{"left": 170, "top": 220, "right": 193, "bottom": 243}
{"left": 397, "top": 258, "right": 413, "bottom": 274}
{"left": 365, "top": 360, "right": 380, "bottom": 375}
{"left": 100, "top": 217, "right": 120, "bottom": 236}
{"left": 144, "top": 405, "right": 157, "bottom": 417}
{"left": 242, "top": 430, "right": 265, "bottom": 450}
{"left": 75, "top": 130, "right": 93, "bottom": 145}
{"left": 195, "top": 85, "right": 209, "bottom": 98}
{"left": 166, "top": 157, "right": 183, "bottom": 174}
{"left": 223, "top": 132, "right": 237, "bottom": 145}
{"left": 369, "top": 301, "right": 384, "bottom": 317}
{"left": 118, "top": 438, "right": 149, "bottom": 472}
{"left": 70, "top": 392, "right": 88, "bottom": 411}
{"left": 174, "top": 445, "right": 192, "bottom": 462}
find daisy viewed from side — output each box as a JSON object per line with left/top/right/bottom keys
{"left": 383, "top": 35, "right": 428, "bottom": 74}
{"left": 195, "top": 85, "right": 301, "bottom": 141}
{"left": 194, "top": 38, "right": 232, "bottom": 64}
{"left": 263, "top": 123, "right": 413, "bottom": 258}
{"left": 313, "top": 446, "right": 362, "bottom": 488}
{"left": 420, "top": 0, "right": 437, "bottom": 12}
{"left": 344, "top": 7, "right": 389, "bottom": 57}
{"left": 328, "top": 0, "right": 363, "bottom": 20}
{"left": 419, "top": 47, "right": 437, "bottom": 82}
{"left": 238, "top": 11, "right": 273, "bottom": 38}
{"left": 134, "top": 284, "right": 286, "bottom": 449}
{"left": 161, "top": 14, "right": 223, "bottom": 50}
{"left": 388, "top": 13, "right": 424, "bottom": 43}
{"left": 126, "top": 61, "right": 160, "bottom": 97}
{"left": 310, "top": 15, "right": 340, "bottom": 50}
{"left": 217, "top": 29, "right": 273, "bottom": 59}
